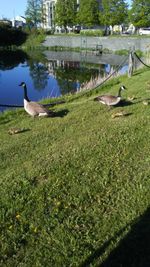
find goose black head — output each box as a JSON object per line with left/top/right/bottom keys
{"left": 94, "top": 96, "right": 99, "bottom": 101}
{"left": 19, "top": 82, "right": 26, "bottom": 87}
{"left": 120, "top": 85, "right": 127, "bottom": 91}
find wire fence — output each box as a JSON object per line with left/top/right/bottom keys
{"left": 0, "top": 101, "right": 65, "bottom": 108}
{"left": 80, "top": 51, "right": 150, "bottom": 92}
{"left": 134, "top": 52, "right": 150, "bottom": 68}
{"left": 84, "top": 55, "right": 129, "bottom": 91}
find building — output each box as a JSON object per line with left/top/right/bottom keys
{"left": 42, "top": 0, "right": 101, "bottom": 29}
{"left": 43, "top": 0, "right": 56, "bottom": 29}
{"left": 11, "top": 16, "right": 26, "bottom": 28}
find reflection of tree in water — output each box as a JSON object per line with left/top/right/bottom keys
{"left": 54, "top": 62, "right": 104, "bottom": 95}
{"left": 29, "top": 63, "right": 49, "bottom": 91}
{"left": 0, "top": 50, "right": 28, "bottom": 70}
{"left": 0, "top": 48, "right": 49, "bottom": 92}
{"left": 26, "top": 50, "right": 49, "bottom": 91}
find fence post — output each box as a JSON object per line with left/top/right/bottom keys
{"left": 128, "top": 48, "right": 135, "bottom": 77}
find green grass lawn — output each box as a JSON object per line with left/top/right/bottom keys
{"left": 0, "top": 68, "right": 150, "bottom": 266}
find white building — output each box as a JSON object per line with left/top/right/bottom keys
{"left": 11, "top": 16, "right": 26, "bottom": 28}
{"left": 43, "top": 0, "right": 56, "bottom": 29}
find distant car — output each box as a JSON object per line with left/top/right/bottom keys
{"left": 122, "top": 31, "right": 131, "bottom": 35}
{"left": 139, "top": 28, "right": 150, "bottom": 35}
{"left": 73, "top": 25, "right": 81, "bottom": 33}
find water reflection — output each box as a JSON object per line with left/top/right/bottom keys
{"left": 29, "top": 63, "right": 49, "bottom": 91}
{"left": 44, "top": 51, "right": 128, "bottom": 94}
{"left": 49, "top": 61, "right": 102, "bottom": 95}
{"left": 0, "top": 50, "right": 28, "bottom": 70}
{"left": 25, "top": 50, "right": 49, "bottom": 91}
{"left": 0, "top": 49, "right": 128, "bottom": 111}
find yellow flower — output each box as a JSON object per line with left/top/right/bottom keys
{"left": 34, "top": 227, "right": 38, "bottom": 233}
{"left": 16, "top": 214, "right": 21, "bottom": 220}
{"left": 56, "top": 201, "right": 61, "bottom": 207}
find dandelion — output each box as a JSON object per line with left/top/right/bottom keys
{"left": 16, "top": 214, "right": 21, "bottom": 220}
{"left": 55, "top": 201, "right": 61, "bottom": 207}
{"left": 34, "top": 227, "right": 38, "bottom": 233}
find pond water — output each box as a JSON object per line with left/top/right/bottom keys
{"left": 0, "top": 49, "right": 128, "bottom": 112}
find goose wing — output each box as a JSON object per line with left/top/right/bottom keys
{"left": 25, "top": 101, "right": 54, "bottom": 117}
{"left": 30, "top": 102, "right": 49, "bottom": 112}
{"left": 98, "top": 95, "right": 117, "bottom": 103}
{"left": 95, "top": 95, "right": 121, "bottom": 106}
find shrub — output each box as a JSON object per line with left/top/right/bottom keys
{"left": 80, "top": 29, "right": 105, "bottom": 37}
{"left": 0, "top": 26, "right": 28, "bottom": 47}
{"left": 45, "top": 29, "right": 55, "bottom": 35}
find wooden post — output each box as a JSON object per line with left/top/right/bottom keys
{"left": 128, "top": 48, "right": 135, "bottom": 77}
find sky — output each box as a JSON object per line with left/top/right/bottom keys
{"left": 0, "top": 0, "right": 132, "bottom": 20}
{"left": 0, "top": 0, "right": 27, "bottom": 19}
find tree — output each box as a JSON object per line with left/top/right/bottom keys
{"left": 99, "top": 0, "right": 128, "bottom": 27}
{"left": 25, "top": 0, "right": 43, "bottom": 27}
{"left": 54, "top": 0, "right": 77, "bottom": 31}
{"left": 77, "top": 0, "right": 100, "bottom": 27}
{"left": 0, "top": 25, "right": 27, "bottom": 47}
{"left": 129, "top": 0, "right": 150, "bottom": 27}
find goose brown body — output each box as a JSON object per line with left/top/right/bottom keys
{"left": 19, "top": 82, "right": 54, "bottom": 117}
{"left": 24, "top": 99, "right": 53, "bottom": 117}
{"left": 94, "top": 85, "right": 126, "bottom": 106}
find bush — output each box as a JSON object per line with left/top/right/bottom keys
{"left": 0, "top": 22, "right": 12, "bottom": 29}
{"left": 21, "top": 29, "right": 46, "bottom": 48}
{"left": 80, "top": 29, "right": 105, "bottom": 37}
{"left": 0, "top": 26, "right": 28, "bottom": 47}
{"left": 45, "top": 29, "right": 55, "bottom": 35}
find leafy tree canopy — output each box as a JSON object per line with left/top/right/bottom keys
{"left": 54, "top": 0, "right": 77, "bottom": 30}
{"left": 129, "top": 0, "right": 150, "bottom": 27}
{"left": 77, "top": 0, "right": 100, "bottom": 27}
{"left": 99, "top": 0, "right": 128, "bottom": 26}
{"left": 25, "top": 0, "right": 43, "bottom": 26}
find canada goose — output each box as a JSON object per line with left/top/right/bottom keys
{"left": 19, "top": 82, "right": 54, "bottom": 117}
{"left": 94, "top": 85, "right": 126, "bottom": 107}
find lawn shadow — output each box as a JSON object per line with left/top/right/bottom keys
{"left": 53, "top": 109, "right": 69, "bottom": 118}
{"left": 142, "top": 97, "right": 150, "bottom": 101}
{"left": 116, "top": 99, "right": 134, "bottom": 107}
{"left": 103, "top": 100, "right": 135, "bottom": 111}
{"left": 130, "top": 97, "right": 150, "bottom": 105}
{"left": 18, "top": 128, "right": 31, "bottom": 134}
{"left": 122, "top": 112, "right": 133, "bottom": 117}
{"left": 80, "top": 225, "right": 128, "bottom": 267}
{"left": 0, "top": 118, "right": 11, "bottom": 125}
{"left": 44, "top": 100, "right": 66, "bottom": 107}
{"left": 100, "top": 207, "right": 150, "bottom": 267}
{"left": 80, "top": 207, "right": 150, "bottom": 267}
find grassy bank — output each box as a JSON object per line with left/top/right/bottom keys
{"left": 0, "top": 68, "right": 150, "bottom": 266}
{"left": 21, "top": 29, "right": 46, "bottom": 50}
